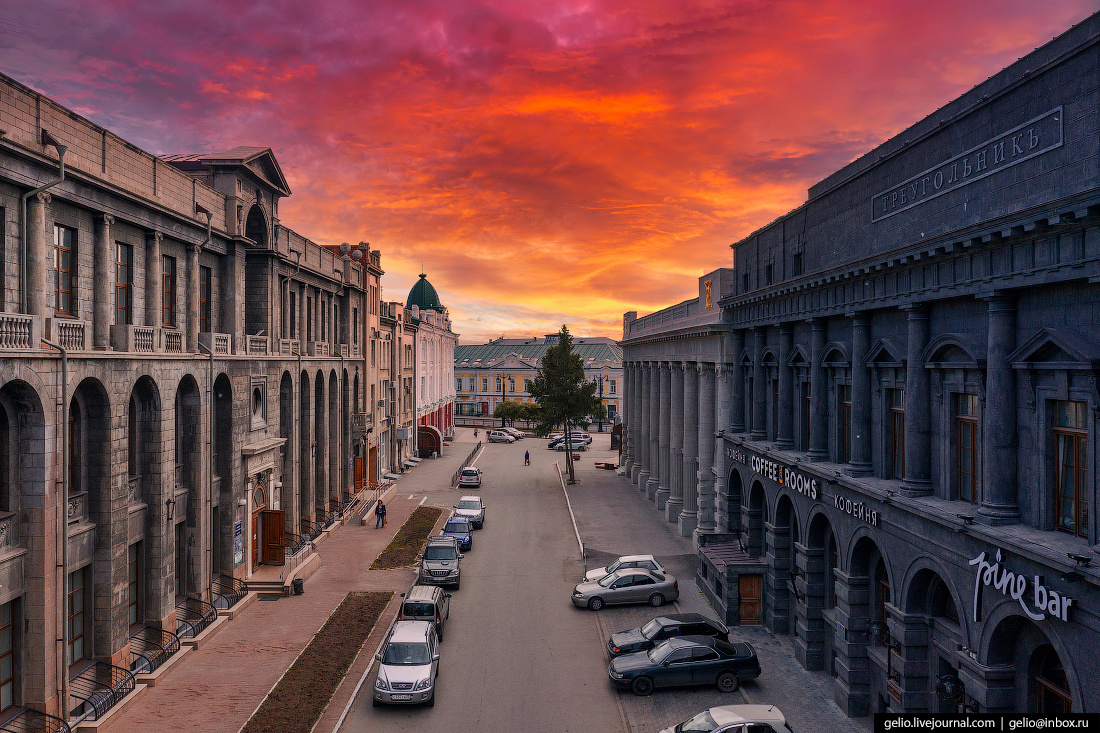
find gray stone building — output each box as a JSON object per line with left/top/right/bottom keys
{"left": 0, "top": 73, "right": 373, "bottom": 724}
{"left": 622, "top": 13, "right": 1100, "bottom": 718}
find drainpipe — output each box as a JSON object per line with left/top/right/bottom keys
{"left": 21, "top": 131, "right": 68, "bottom": 313}
{"left": 42, "top": 337, "right": 69, "bottom": 721}
{"left": 197, "top": 342, "right": 215, "bottom": 603}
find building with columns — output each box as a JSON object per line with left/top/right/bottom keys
{"left": 0, "top": 73, "right": 376, "bottom": 725}
{"left": 621, "top": 14, "right": 1100, "bottom": 719}
{"left": 406, "top": 274, "right": 457, "bottom": 457}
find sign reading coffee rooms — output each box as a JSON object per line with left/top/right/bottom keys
{"left": 727, "top": 446, "right": 880, "bottom": 527}
{"left": 872, "top": 107, "right": 1063, "bottom": 222}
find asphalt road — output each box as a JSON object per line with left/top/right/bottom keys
{"left": 339, "top": 434, "right": 627, "bottom": 732}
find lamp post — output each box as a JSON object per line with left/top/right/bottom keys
{"left": 597, "top": 375, "right": 604, "bottom": 433}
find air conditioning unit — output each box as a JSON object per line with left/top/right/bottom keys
{"left": 377, "top": 399, "right": 386, "bottom": 407}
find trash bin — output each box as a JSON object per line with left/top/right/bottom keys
{"left": 292, "top": 578, "right": 304, "bottom": 595}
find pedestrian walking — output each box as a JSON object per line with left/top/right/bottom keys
{"left": 375, "top": 500, "right": 387, "bottom": 528}
{"left": 474, "top": 428, "right": 479, "bottom": 438}
{"left": 524, "top": 450, "right": 530, "bottom": 465}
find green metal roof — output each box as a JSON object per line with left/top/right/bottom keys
{"left": 454, "top": 339, "right": 622, "bottom": 368}
{"left": 407, "top": 273, "right": 443, "bottom": 312}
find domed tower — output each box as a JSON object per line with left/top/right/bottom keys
{"left": 406, "top": 273, "right": 458, "bottom": 457}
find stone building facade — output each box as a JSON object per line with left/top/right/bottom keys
{"left": 406, "top": 274, "right": 457, "bottom": 457}
{"left": 0, "top": 73, "right": 374, "bottom": 723}
{"left": 622, "top": 14, "right": 1100, "bottom": 718}
{"left": 379, "top": 300, "right": 417, "bottom": 475}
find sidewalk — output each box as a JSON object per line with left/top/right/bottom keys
{"left": 98, "top": 440, "right": 473, "bottom": 733}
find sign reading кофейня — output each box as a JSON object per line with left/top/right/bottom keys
{"left": 872, "top": 107, "right": 1063, "bottom": 222}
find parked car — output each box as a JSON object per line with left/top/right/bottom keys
{"left": 442, "top": 516, "right": 473, "bottom": 551}
{"left": 608, "top": 635, "right": 761, "bottom": 696}
{"left": 457, "top": 467, "right": 482, "bottom": 487}
{"left": 501, "top": 426, "right": 526, "bottom": 439}
{"left": 487, "top": 429, "right": 515, "bottom": 443}
{"left": 657, "top": 705, "right": 792, "bottom": 733}
{"left": 373, "top": 620, "right": 439, "bottom": 707}
{"left": 397, "top": 585, "right": 451, "bottom": 641}
{"left": 571, "top": 568, "right": 678, "bottom": 611}
{"left": 553, "top": 441, "right": 588, "bottom": 451}
{"left": 418, "top": 535, "right": 463, "bottom": 589}
{"left": 453, "top": 496, "right": 486, "bottom": 528}
{"left": 549, "top": 431, "right": 592, "bottom": 446}
{"left": 585, "top": 554, "right": 666, "bottom": 582}
{"left": 607, "top": 613, "right": 730, "bottom": 656}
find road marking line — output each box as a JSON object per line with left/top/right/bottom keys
{"left": 418, "top": 496, "right": 427, "bottom": 505}
{"left": 408, "top": 494, "right": 414, "bottom": 500}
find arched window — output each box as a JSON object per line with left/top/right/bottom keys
{"left": 1034, "top": 646, "right": 1071, "bottom": 714}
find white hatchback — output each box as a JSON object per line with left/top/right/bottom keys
{"left": 457, "top": 467, "right": 482, "bottom": 487}
{"left": 585, "top": 554, "right": 665, "bottom": 582}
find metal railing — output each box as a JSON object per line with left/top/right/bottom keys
{"left": 128, "top": 626, "right": 181, "bottom": 674}
{"left": 281, "top": 531, "right": 310, "bottom": 557}
{"left": 212, "top": 574, "right": 250, "bottom": 610}
{"left": 299, "top": 519, "right": 323, "bottom": 542}
{"left": 69, "top": 661, "right": 135, "bottom": 720}
{"left": 450, "top": 443, "right": 483, "bottom": 487}
{"left": 0, "top": 707, "right": 71, "bottom": 733}
{"left": 174, "top": 596, "right": 216, "bottom": 639}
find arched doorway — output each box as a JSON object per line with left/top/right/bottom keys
{"left": 417, "top": 424, "right": 442, "bottom": 458}
{"left": 744, "top": 480, "right": 767, "bottom": 557}
{"left": 771, "top": 494, "right": 799, "bottom": 634}
{"left": 174, "top": 376, "right": 202, "bottom": 599}
{"left": 905, "top": 568, "right": 965, "bottom": 714}
{"left": 988, "top": 616, "right": 1078, "bottom": 714}
{"left": 279, "top": 372, "right": 294, "bottom": 533}
{"left": 213, "top": 374, "right": 232, "bottom": 577}
{"left": 299, "top": 371, "right": 311, "bottom": 532}
{"left": 799, "top": 512, "right": 837, "bottom": 671}
{"left": 724, "top": 466, "right": 743, "bottom": 533}
{"left": 314, "top": 371, "right": 327, "bottom": 518}
{"left": 128, "top": 376, "right": 164, "bottom": 629}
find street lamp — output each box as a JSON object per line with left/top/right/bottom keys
{"left": 597, "top": 375, "right": 604, "bottom": 433}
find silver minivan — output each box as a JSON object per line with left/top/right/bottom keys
{"left": 373, "top": 620, "right": 439, "bottom": 707}
{"left": 397, "top": 585, "right": 451, "bottom": 641}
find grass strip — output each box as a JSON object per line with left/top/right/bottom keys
{"left": 369, "top": 506, "right": 445, "bottom": 570}
{"left": 241, "top": 591, "right": 391, "bottom": 733}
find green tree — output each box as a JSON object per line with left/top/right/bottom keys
{"left": 492, "top": 399, "right": 525, "bottom": 427}
{"left": 527, "top": 325, "right": 600, "bottom": 482}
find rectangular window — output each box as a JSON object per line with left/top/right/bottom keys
{"left": 840, "top": 384, "right": 852, "bottom": 463}
{"left": 524, "top": 379, "right": 531, "bottom": 393}
{"left": 115, "top": 243, "right": 132, "bottom": 325}
{"left": 55, "top": 225, "right": 75, "bottom": 315}
{"left": 1054, "top": 400, "right": 1088, "bottom": 537}
{"left": 174, "top": 523, "right": 184, "bottom": 597}
{"left": 793, "top": 252, "right": 804, "bottom": 276}
{"left": 765, "top": 264, "right": 774, "bottom": 286}
{"left": 456, "top": 377, "right": 462, "bottom": 391}
{"left": 162, "top": 255, "right": 177, "bottom": 327}
{"left": 610, "top": 379, "right": 616, "bottom": 394}
{"left": 128, "top": 543, "right": 141, "bottom": 626}
{"left": 0, "top": 601, "right": 13, "bottom": 713}
{"left": 890, "top": 388, "right": 905, "bottom": 479}
{"left": 957, "top": 393, "right": 978, "bottom": 502}
{"left": 306, "top": 297, "right": 313, "bottom": 341}
{"left": 353, "top": 308, "right": 359, "bottom": 344}
{"left": 509, "top": 378, "right": 516, "bottom": 393}
{"left": 742, "top": 272, "right": 750, "bottom": 293}
{"left": 772, "top": 379, "right": 780, "bottom": 441}
{"left": 67, "top": 568, "right": 86, "bottom": 667}
{"left": 199, "top": 266, "right": 211, "bottom": 333}
{"left": 289, "top": 291, "right": 297, "bottom": 339}
{"left": 482, "top": 378, "right": 488, "bottom": 392}
{"left": 801, "top": 382, "right": 811, "bottom": 451}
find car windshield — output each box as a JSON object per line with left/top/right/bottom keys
{"left": 402, "top": 602, "right": 435, "bottom": 616}
{"left": 646, "top": 642, "right": 672, "bottom": 663}
{"left": 597, "top": 573, "right": 620, "bottom": 588}
{"left": 457, "top": 500, "right": 481, "bottom": 510}
{"left": 424, "top": 546, "right": 457, "bottom": 560}
{"left": 675, "top": 710, "right": 719, "bottom": 733}
{"left": 640, "top": 619, "right": 662, "bottom": 639}
{"left": 444, "top": 522, "right": 468, "bottom": 533}
{"left": 605, "top": 559, "right": 623, "bottom": 573}
{"left": 382, "top": 641, "right": 432, "bottom": 666}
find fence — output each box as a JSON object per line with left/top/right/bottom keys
{"left": 453, "top": 417, "right": 613, "bottom": 433}
{"left": 450, "top": 442, "right": 483, "bottom": 487}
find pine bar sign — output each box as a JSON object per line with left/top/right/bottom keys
{"left": 968, "top": 549, "right": 1075, "bottom": 624}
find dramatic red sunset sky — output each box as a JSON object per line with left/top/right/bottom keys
{"left": 0, "top": 1, "right": 1094, "bottom": 343}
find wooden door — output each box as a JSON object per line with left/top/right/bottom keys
{"left": 368, "top": 447, "right": 378, "bottom": 487}
{"left": 262, "top": 509, "right": 285, "bottom": 566}
{"left": 251, "top": 510, "right": 260, "bottom": 567}
{"left": 354, "top": 456, "right": 364, "bottom": 490}
{"left": 739, "top": 574, "right": 763, "bottom": 625}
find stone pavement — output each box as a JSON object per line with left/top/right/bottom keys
{"left": 98, "top": 439, "right": 474, "bottom": 733}
{"left": 564, "top": 436, "right": 871, "bottom": 733}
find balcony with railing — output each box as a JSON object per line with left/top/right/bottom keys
{"left": 68, "top": 661, "right": 136, "bottom": 721}
{"left": 128, "top": 625, "right": 181, "bottom": 675}
{"left": 246, "top": 335, "right": 270, "bottom": 355}
{"left": 212, "top": 574, "right": 249, "bottom": 610}
{"left": 67, "top": 491, "right": 88, "bottom": 525}
{"left": 0, "top": 707, "right": 71, "bottom": 733}
{"left": 175, "top": 596, "right": 217, "bottom": 639}
{"left": 0, "top": 511, "right": 14, "bottom": 553}
{"left": 162, "top": 329, "right": 183, "bottom": 354}
{"left": 279, "top": 338, "right": 300, "bottom": 356}
{"left": 307, "top": 341, "right": 329, "bottom": 357}
{"left": 45, "top": 318, "right": 90, "bottom": 351}
{"left": 0, "top": 313, "right": 39, "bottom": 350}
{"left": 110, "top": 324, "right": 157, "bottom": 353}
{"left": 199, "top": 332, "right": 232, "bottom": 355}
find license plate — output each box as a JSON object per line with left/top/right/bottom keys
{"left": 390, "top": 694, "right": 412, "bottom": 701}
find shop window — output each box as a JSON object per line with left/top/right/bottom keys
{"left": 890, "top": 388, "right": 905, "bottom": 479}
{"left": 115, "top": 242, "right": 132, "bottom": 325}
{"left": 162, "top": 255, "right": 177, "bottom": 327}
{"left": 957, "top": 394, "right": 978, "bottom": 502}
{"left": 1053, "top": 400, "right": 1088, "bottom": 537}
{"left": 55, "top": 224, "right": 75, "bottom": 315}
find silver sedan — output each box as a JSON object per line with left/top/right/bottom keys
{"left": 571, "top": 568, "right": 679, "bottom": 611}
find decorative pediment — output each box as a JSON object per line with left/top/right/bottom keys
{"left": 864, "top": 338, "right": 905, "bottom": 368}
{"left": 787, "top": 344, "right": 810, "bottom": 366}
{"left": 1010, "top": 328, "right": 1100, "bottom": 371}
{"left": 922, "top": 334, "right": 984, "bottom": 369}
{"left": 822, "top": 342, "right": 850, "bottom": 367}
{"left": 739, "top": 350, "right": 753, "bottom": 366}
{"left": 762, "top": 349, "right": 778, "bottom": 367}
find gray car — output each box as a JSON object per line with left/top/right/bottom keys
{"left": 453, "top": 496, "right": 485, "bottom": 528}
{"left": 571, "top": 568, "right": 679, "bottom": 611}
{"left": 373, "top": 620, "right": 439, "bottom": 707}
{"left": 418, "top": 536, "right": 463, "bottom": 589}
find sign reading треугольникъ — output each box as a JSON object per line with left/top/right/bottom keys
{"left": 874, "top": 713, "right": 1100, "bottom": 731}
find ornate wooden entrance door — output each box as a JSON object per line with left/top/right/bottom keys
{"left": 261, "top": 509, "right": 285, "bottom": 565}
{"left": 739, "top": 574, "right": 763, "bottom": 624}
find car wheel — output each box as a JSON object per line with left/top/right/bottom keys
{"left": 426, "top": 688, "right": 435, "bottom": 707}
{"left": 372, "top": 697, "right": 382, "bottom": 708}
{"left": 587, "top": 597, "right": 604, "bottom": 611}
{"left": 453, "top": 581, "right": 460, "bottom": 591}
{"left": 631, "top": 676, "right": 655, "bottom": 696}
{"left": 438, "top": 628, "right": 444, "bottom": 643}
{"left": 716, "top": 671, "right": 740, "bottom": 693}
{"left": 648, "top": 593, "right": 665, "bottom": 607}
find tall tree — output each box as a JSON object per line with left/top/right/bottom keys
{"left": 527, "top": 325, "right": 600, "bottom": 482}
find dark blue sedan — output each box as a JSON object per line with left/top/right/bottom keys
{"left": 442, "top": 517, "right": 472, "bottom": 551}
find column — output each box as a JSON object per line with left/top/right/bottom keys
{"left": 979, "top": 294, "right": 1019, "bottom": 523}
{"left": 903, "top": 304, "right": 931, "bottom": 493}
{"left": 751, "top": 327, "right": 767, "bottom": 439}
{"left": 298, "top": 283, "right": 308, "bottom": 348}
{"left": 849, "top": 313, "right": 873, "bottom": 475}
{"left": 696, "top": 364, "right": 718, "bottom": 536}
{"left": 186, "top": 243, "right": 200, "bottom": 352}
{"left": 631, "top": 363, "right": 644, "bottom": 484}
{"left": 714, "top": 364, "right": 734, "bottom": 531}
{"left": 652, "top": 362, "right": 671, "bottom": 501}
{"left": 677, "top": 363, "right": 698, "bottom": 526}
{"left": 145, "top": 231, "right": 162, "bottom": 327}
{"left": 641, "top": 363, "right": 657, "bottom": 493}
{"left": 731, "top": 329, "right": 746, "bottom": 432}
{"left": 622, "top": 363, "right": 633, "bottom": 474}
{"left": 809, "top": 319, "right": 829, "bottom": 460}
{"left": 27, "top": 192, "right": 50, "bottom": 317}
{"left": 777, "top": 324, "right": 794, "bottom": 449}
{"left": 92, "top": 214, "right": 114, "bottom": 349}
{"left": 661, "top": 362, "right": 685, "bottom": 512}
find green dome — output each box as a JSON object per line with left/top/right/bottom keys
{"left": 407, "top": 273, "right": 444, "bottom": 312}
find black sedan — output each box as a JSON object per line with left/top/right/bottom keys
{"left": 607, "top": 613, "right": 730, "bottom": 656}
{"left": 608, "top": 636, "right": 761, "bottom": 696}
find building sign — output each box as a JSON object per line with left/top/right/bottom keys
{"left": 872, "top": 107, "right": 1063, "bottom": 222}
{"left": 705, "top": 280, "right": 713, "bottom": 309}
{"left": 968, "top": 549, "right": 1074, "bottom": 624}
{"left": 726, "top": 446, "right": 819, "bottom": 500}
{"left": 233, "top": 521, "right": 244, "bottom": 566}
{"left": 833, "top": 492, "right": 878, "bottom": 526}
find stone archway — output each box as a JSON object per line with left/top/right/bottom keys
{"left": 904, "top": 567, "right": 965, "bottom": 714}
{"left": 743, "top": 480, "right": 767, "bottom": 557}
{"left": 985, "top": 616, "right": 1080, "bottom": 714}
{"left": 724, "top": 465, "right": 743, "bottom": 533}
{"left": 798, "top": 512, "right": 837, "bottom": 672}
{"left": 769, "top": 494, "right": 799, "bottom": 634}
